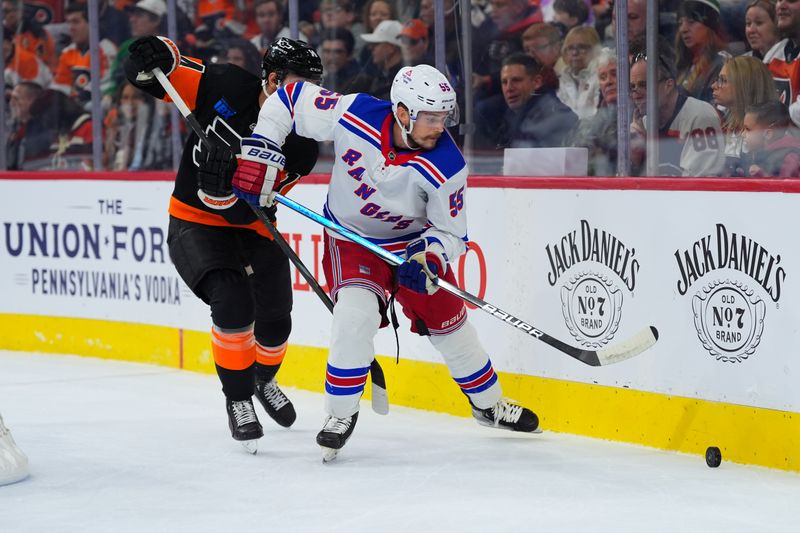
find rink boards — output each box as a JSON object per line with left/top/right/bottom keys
{"left": 1, "top": 172, "right": 798, "bottom": 472}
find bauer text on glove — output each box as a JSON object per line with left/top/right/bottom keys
{"left": 231, "top": 137, "right": 285, "bottom": 207}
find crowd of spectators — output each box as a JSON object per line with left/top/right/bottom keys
{"left": 3, "top": 0, "right": 800, "bottom": 177}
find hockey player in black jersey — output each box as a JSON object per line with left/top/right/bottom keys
{"left": 124, "top": 36, "right": 322, "bottom": 453}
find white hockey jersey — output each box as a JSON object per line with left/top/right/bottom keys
{"left": 644, "top": 93, "right": 725, "bottom": 176}
{"left": 253, "top": 82, "right": 469, "bottom": 260}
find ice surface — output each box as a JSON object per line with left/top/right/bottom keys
{"left": 1, "top": 350, "right": 798, "bottom": 533}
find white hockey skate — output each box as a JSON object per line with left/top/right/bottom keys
{"left": 0, "top": 414, "right": 29, "bottom": 486}
{"left": 316, "top": 412, "right": 358, "bottom": 463}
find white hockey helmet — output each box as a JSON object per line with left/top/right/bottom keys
{"left": 390, "top": 65, "right": 459, "bottom": 145}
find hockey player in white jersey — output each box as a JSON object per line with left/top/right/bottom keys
{"left": 231, "top": 64, "right": 539, "bottom": 461}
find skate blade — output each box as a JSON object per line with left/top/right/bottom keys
{"left": 321, "top": 446, "right": 339, "bottom": 463}
{"left": 371, "top": 385, "right": 389, "bottom": 415}
{"left": 240, "top": 439, "right": 259, "bottom": 454}
{"left": 474, "top": 418, "right": 543, "bottom": 434}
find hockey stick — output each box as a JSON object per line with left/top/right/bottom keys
{"left": 273, "top": 193, "right": 660, "bottom": 367}
{"left": 152, "top": 67, "right": 389, "bottom": 412}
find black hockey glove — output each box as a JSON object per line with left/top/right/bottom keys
{"left": 127, "top": 36, "right": 179, "bottom": 83}
{"left": 197, "top": 143, "right": 237, "bottom": 197}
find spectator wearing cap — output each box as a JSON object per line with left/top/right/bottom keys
{"left": 400, "top": 19, "right": 433, "bottom": 67}
{"left": 357, "top": 0, "right": 395, "bottom": 69}
{"left": 477, "top": 52, "right": 577, "bottom": 150}
{"left": 675, "top": 0, "right": 730, "bottom": 104}
{"left": 320, "top": 28, "right": 360, "bottom": 94}
{"left": 3, "top": 29, "right": 52, "bottom": 88}
{"left": 2, "top": 0, "right": 56, "bottom": 69}
{"left": 764, "top": 0, "right": 800, "bottom": 126}
{"left": 108, "top": 0, "right": 166, "bottom": 97}
{"left": 346, "top": 19, "right": 403, "bottom": 100}
{"left": 249, "top": 0, "right": 291, "bottom": 56}
{"left": 53, "top": 3, "right": 117, "bottom": 108}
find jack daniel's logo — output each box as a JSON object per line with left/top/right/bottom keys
{"left": 675, "top": 224, "right": 786, "bottom": 363}
{"left": 546, "top": 220, "right": 640, "bottom": 348}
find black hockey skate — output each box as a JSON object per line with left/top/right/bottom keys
{"left": 226, "top": 398, "right": 263, "bottom": 454}
{"left": 316, "top": 412, "right": 359, "bottom": 463}
{"left": 471, "top": 398, "right": 540, "bottom": 433}
{"left": 255, "top": 378, "right": 297, "bottom": 428}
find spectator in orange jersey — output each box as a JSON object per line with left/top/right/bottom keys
{"left": 2, "top": 0, "right": 56, "bottom": 69}
{"left": 52, "top": 3, "right": 117, "bottom": 107}
{"left": 764, "top": 0, "right": 800, "bottom": 125}
{"left": 3, "top": 29, "right": 52, "bottom": 88}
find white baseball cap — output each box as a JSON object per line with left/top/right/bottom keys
{"left": 129, "top": 0, "right": 166, "bottom": 18}
{"left": 360, "top": 20, "right": 403, "bottom": 46}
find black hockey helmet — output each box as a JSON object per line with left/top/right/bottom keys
{"left": 261, "top": 37, "right": 323, "bottom": 84}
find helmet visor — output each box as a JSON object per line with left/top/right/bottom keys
{"left": 416, "top": 108, "right": 460, "bottom": 128}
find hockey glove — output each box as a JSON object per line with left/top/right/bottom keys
{"left": 197, "top": 143, "right": 236, "bottom": 197}
{"left": 127, "top": 36, "right": 180, "bottom": 83}
{"left": 232, "top": 137, "right": 285, "bottom": 207}
{"left": 397, "top": 237, "right": 448, "bottom": 295}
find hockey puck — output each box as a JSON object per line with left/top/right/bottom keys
{"left": 705, "top": 446, "right": 722, "bottom": 468}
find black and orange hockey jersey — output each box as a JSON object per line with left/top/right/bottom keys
{"left": 764, "top": 38, "right": 800, "bottom": 106}
{"left": 126, "top": 55, "right": 319, "bottom": 237}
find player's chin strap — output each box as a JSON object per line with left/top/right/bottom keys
{"left": 393, "top": 108, "right": 421, "bottom": 150}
